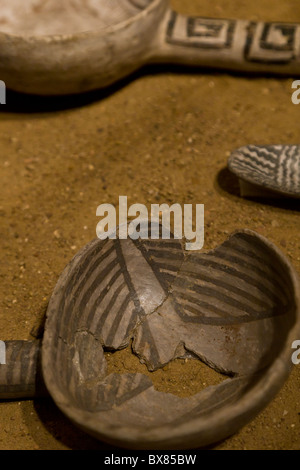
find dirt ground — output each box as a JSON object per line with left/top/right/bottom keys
{"left": 0, "top": 0, "right": 299, "bottom": 451}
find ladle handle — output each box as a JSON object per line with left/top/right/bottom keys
{"left": 154, "top": 11, "right": 300, "bottom": 75}
{"left": 0, "top": 340, "right": 46, "bottom": 399}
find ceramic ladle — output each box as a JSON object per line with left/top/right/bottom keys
{"left": 1, "top": 0, "right": 300, "bottom": 95}
{"left": 0, "top": 229, "right": 299, "bottom": 449}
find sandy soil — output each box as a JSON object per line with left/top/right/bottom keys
{"left": 0, "top": 0, "right": 299, "bottom": 451}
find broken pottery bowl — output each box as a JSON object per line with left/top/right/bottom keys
{"left": 1, "top": 229, "right": 299, "bottom": 449}
{"left": 5, "top": 227, "right": 300, "bottom": 450}
{"left": 228, "top": 145, "right": 300, "bottom": 198}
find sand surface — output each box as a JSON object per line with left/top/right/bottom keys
{"left": 0, "top": 0, "right": 299, "bottom": 451}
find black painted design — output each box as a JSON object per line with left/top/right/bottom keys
{"left": 166, "top": 12, "right": 300, "bottom": 66}
{"left": 228, "top": 145, "right": 300, "bottom": 197}
{"left": 0, "top": 341, "right": 42, "bottom": 399}
{"left": 40, "top": 229, "right": 295, "bottom": 377}
{"left": 166, "top": 11, "right": 236, "bottom": 50}
{"left": 245, "top": 22, "right": 299, "bottom": 64}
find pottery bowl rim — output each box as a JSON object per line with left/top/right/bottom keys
{"left": 0, "top": 0, "right": 163, "bottom": 41}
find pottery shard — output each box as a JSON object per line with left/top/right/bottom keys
{"left": 131, "top": 231, "right": 292, "bottom": 375}
{"left": 66, "top": 235, "right": 185, "bottom": 353}
{"left": 85, "top": 372, "right": 250, "bottom": 427}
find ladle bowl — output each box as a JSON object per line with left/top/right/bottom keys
{"left": 0, "top": 229, "right": 299, "bottom": 449}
